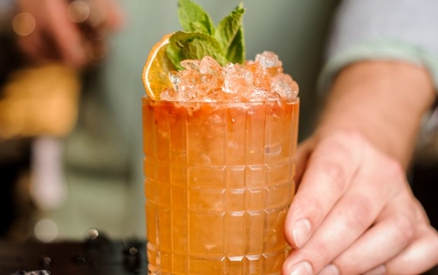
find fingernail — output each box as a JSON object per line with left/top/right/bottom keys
{"left": 288, "top": 261, "right": 313, "bottom": 275}
{"left": 317, "top": 264, "right": 340, "bottom": 275}
{"left": 363, "top": 265, "right": 386, "bottom": 275}
{"left": 293, "top": 219, "right": 311, "bottom": 248}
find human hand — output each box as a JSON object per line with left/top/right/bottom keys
{"left": 13, "top": 0, "right": 124, "bottom": 69}
{"left": 283, "top": 130, "right": 438, "bottom": 275}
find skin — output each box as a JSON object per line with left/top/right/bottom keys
{"left": 14, "top": 0, "right": 124, "bottom": 69}
{"left": 283, "top": 61, "right": 438, "bottom": 275}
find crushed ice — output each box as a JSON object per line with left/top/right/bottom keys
{"left": 160, "top": 51, "right": 299, "bottom": 102}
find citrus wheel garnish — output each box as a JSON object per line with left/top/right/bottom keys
{"left": 142, "top": 34, "right": 176, "bottom": 100}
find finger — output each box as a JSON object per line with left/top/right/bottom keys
{"left": 328, "top": 190, "right": 416, "bottom": 275}
{"left": 284, "top": 136, "right": 405, "bottom": 272}
{"left": 369, "top": 225, "right": 438, "bottom": 275}
{"left": 102, "top": 0, "right": 125, "bottom": 30}
{"left": 16, "top": 28, "right": 48, "bottom": 63}
{"left": 88, "top": 0, "right": 124, "bottom": 31}
{"left": 284, "top": 131, "right": 363, "bottom": 249}
{"left": 285, "top": 153, "right": 403, "bottom": 274}
{"left": 44, "top": 0, "right": 87, "bottom": 68}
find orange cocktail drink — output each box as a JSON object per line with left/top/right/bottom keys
{"left": 143, "top": 99, "right": 298, "bottom": 274}
{"left": 141, "top": 2, "right": 299, "bottom": 273}
{"left": 143, "top": 59, "right": 299, "bottom": 274}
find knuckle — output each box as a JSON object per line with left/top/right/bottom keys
{"left": 393, "top": 213, "right": 415, "bottom": 245}
{"left": 319, "top": 159, "right": 347, "bottom": 193}
{"left": 343, "top": 195, "right": 374, "bottom": 231}
{"left": 309, "top": 241, "right": 332, "bottom": 266}
{"left": 379, "top": 156, "right": 406, "bottom": 195}
{"left": 303, "top": 196, "right": 325, "bottom": 220}
{"left": 382, "top": 157, "right": 404, "bottom": 179}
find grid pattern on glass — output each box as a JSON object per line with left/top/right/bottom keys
{"left": 143, "top": 99, "right": 299, "bottom": 275}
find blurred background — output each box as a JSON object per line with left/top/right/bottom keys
{"left": 0, "top": 0, "right": 436, "bottom": 255}
{"left": 0, "top": 0, "right": 340, "bottom": 242}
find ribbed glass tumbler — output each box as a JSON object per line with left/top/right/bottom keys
{"left": 142, "top": 98, "right": 299, "bottom": 275}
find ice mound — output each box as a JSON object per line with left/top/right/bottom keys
{"left": 160, "top": 51, "right": 299, "bottom": 102}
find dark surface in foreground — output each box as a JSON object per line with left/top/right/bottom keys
{"left": 0, "top": 234, "right": 146, "bottom": 275}
{"left": 0, "top": 237, "right": 436, "bottom": 275}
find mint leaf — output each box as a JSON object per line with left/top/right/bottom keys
{"left": 169, "top": 0, "right": 246, "bottom": 69}
{"left": 189, "top": 22, "right": 210, "bottom": 34}
{"left": 225, "top": 27, "right": 245, "bottom": 64}
{"left": 214, "top": 3, "right": 245, "bottom": 63}
{"left": 167, "top": 31, "right": 226, "bottom": 70}
{"left": 178, "top": 0, "right": 214, "bottom": 35}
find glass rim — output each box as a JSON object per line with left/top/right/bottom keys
{"left": 142, "top": 95, "right": 299, "bottom": 105}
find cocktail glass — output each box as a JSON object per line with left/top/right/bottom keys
{"left": 143, "top": 97, "right": 299, "bottom": 274}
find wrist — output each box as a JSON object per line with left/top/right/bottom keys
{"left": 315, "top": 60, "right": 436, "bottom": 168}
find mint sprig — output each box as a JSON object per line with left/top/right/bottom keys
{"left": 167, "top": 0, "right": 245, "bottom": 70}
{"left": 214, "top": 3, "right": 245, "bottom": 64}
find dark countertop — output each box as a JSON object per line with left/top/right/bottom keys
{"left": 0, "top": 235, "right": 147, "bottom": 275}
{"left": 0, "top": 236, "right": 436, "bottom": 275}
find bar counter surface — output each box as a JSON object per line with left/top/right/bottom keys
{"left": 0, "top": 233, "right": 437, "bottom": 275}
{"left": 0, "top": 230, "right": 146, "bottom": 275}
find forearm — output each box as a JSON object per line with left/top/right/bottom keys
{"left": 315, "top": 60, "right": 436, "bottom": 168}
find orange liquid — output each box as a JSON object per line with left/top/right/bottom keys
{"left": 143, "top": 98, "right": 299, "bottom": 275}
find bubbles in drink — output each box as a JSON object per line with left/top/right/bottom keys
{"left": 161, "top": 52, "right": 299, "bottom": 102}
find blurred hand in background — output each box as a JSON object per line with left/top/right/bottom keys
{"left": 13, "top": 0, "right": 124, "bottom": 69}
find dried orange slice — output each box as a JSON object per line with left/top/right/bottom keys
{"left": 142, "top": 34, "right": 176, "bottom": 100}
